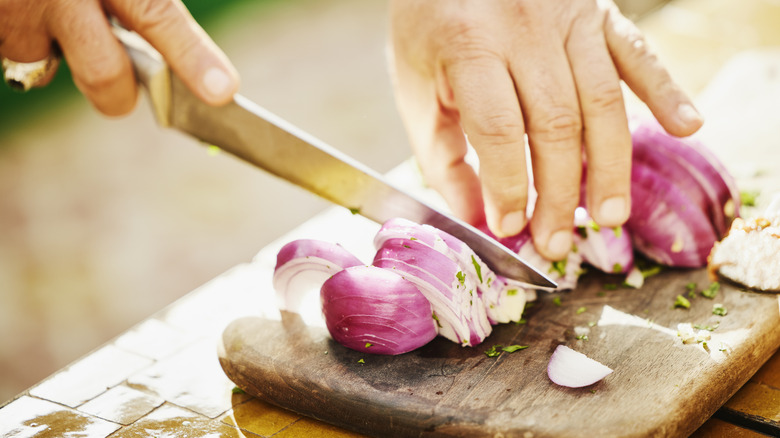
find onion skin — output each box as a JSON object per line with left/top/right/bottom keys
{"left": 321, "top": 266, "right": 437, "bottom": 355}
{"left": 273, "top": 239, "right": 364, "bottom": 312}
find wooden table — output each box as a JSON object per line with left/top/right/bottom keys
{"left": 2, "top": 0, "right": 779, "bottom": 436}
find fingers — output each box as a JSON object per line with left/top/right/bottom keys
{"left": 444, "top": 53, "right": 529, "bottom": 238}
{"left": 46, "top": 0, "right": 138, "bottom": 116}
{"left": 107, "top": 0, "right": 239, "bottom": 106}
{"left": 565, "top": 8, "right": 632, "bottom": 228}
{"left": 605, "top": 5, "right": 703, "bottom": 137}
{"left": 511, "top": 39, "right": 582, "bottom": 260}
{"left": 389, "top": 51, "right": 485, "bottom": 226}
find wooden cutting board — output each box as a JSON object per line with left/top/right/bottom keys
{"left": 218, "top": 264, "right": 780, "bottom": 437}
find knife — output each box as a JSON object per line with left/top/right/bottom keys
{"left": 116, "top": 28, "right": 555, "bottom": 288}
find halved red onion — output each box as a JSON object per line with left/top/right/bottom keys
{"left": 573, "top": 207, "right": 634, "bottom": 274}
{"left": 273, "top": 239, "right": 364, "bottom": 312}
{"left": 631, "top": 119, "right": 740, "bottom": 237}
{"left": 547, "top": 345, "right": 613, "bottom": 388}
{"left": 321, "top": 266, "right": 437, "bottom": 355}
{"left": 628, "top": 162, "right": 717, "bottom": 267}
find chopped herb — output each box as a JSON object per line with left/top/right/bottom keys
{"left": 588, "top": 220, "right": 600, "bottom": 232}
{"left": 603, "top": 283, "right": 617, "bottom": 291}
{"left": 487, "top": 277, "right": 493, "bottom": 287}
{"left": 207, "top": 145, "right": 221, "bottom": 156}
{"left": 550, "top": 259, "right": 567, "bottom": 277}
{"left": 484, "top": 345, "right": 502, "bottom": 357}
{"left": 576, "top": 226, "right": 588, "bottom": 239}
{"left": 588, "top": 321, "right": 597, "bottom": 327}
{"left": 348, "top": 207, "right": 361, "bottom": 215}
{"left": 694, "top": 322, "right": 719, "bottom": 331}
{"left": 456, "top": 271, "right": 466, "bottom": 285}
{"left": 612, "top": 263, "right": 623, "bottom": 274}
{"left": 358, "top": 358, "right": 365, "bottom": 364}
{"left": 552, "top": 296, "right": 562, "bottom": 307}
{"left": 740, "top": 190, "right": 760, "bottom": 207}
{"left": 701, "top": 282, "right": 720, "bottom": 299}
{"left": 506, "top": 288, "right": 518, "bottom": 296}
{"left": 597, "top": 291, "right": 606, "bottom": 297}
{"left": 403, "top": 244, "right": 411, "bottom": 249}
{"left": 674, "top": 295, "right": 691, "bottom": 309}
{"left": 640, "top": 264, "right": 663, "bottom": 279}
{"left": 688, "top": 290, "right": 696, "bottom": 299}
{"left": 471, "top": 255, "right": 483, "bottom": 283}
{"left": 590, "top": 389, "right": 597, "bottom": 394}
{"left": 575, "top": 334, "right": 589, "bottom": 341}
{"left": 685, "top": 282, "right": 697, "bottom": 292}
{"left": 409, "top": 237, "right": 417, "bottom": 241}
{"left": 524, "top": 302, "right": 536, "bottom": 310}
{"left": 613, "top": 227, "right": 622, "bottom": 238}
{"left": 576, "top": 306, "right": 587, "bottom": 315}
{"left": 231, "top": 386, "right": 246, "bottom": 394}
{"left": 432, "top": 312, "right": 442, "bottom": 328}
{"left": 712, "top": 303, "right": 728, "bottom": 316}
{"left": 502, "top": 345, "right": 529, "bottom": 353}
{"left": 365, "top": 342, "right": 373, "bottom": 348}
{"left": 516, "top": 318, "right": 527, "bottom": 325}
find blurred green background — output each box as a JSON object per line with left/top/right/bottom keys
{"left": 0, "top": 0, "right": 270, "bottom": 135}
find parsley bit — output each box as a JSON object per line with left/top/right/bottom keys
{"left": 603, "top": 283, "right": 618, "bottom": 291}
{"left": 365, "top": 342, "right": 373, "bottom": 348}
{"left": 471, "top": 255, "right": 483, "bottom": 283}
{"left": 575, "top": 334, "right": 589, "bottom": 341}
{"left": 552, "top": 296, "right": 562, "bottom": 307}
{"left": 358, "top": 358, "right": 365, "bottom": 364}
{"left": 576, "top": 306, "right": 587, "bottom": 315}
{"left": 701, "top": 282, "right": 720, "bottom": 299}
{"left": 502, "top": 345, "right": 529, "bottom": 353}
{"left": 674, "top": 295, "right": 691, "bottom": 309}
{"left": 231, "top": 386, "right": 245, "bottom": 394}
{"left": 712, "top": 303, "right": 728, "bottom": 316}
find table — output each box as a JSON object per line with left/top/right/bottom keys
{"left": 2, "top": 0, "right": 780, "bottom": 436}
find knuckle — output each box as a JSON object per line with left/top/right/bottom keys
{"left": 587, "top": 81, "right": 625, "bottom": 112}
{"left": 467, "top": 111, "right": 524, "bottom": 146}
{"left": 528, "top": 108, "right": 582, "bottom": 145}
{"left": 79, "top": 54, "right": 128, "bottom": 91}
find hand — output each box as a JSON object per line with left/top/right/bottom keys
{"left": 0, "top": 0, "right": 239, "bottom": 116}
{"left": 388, "top": 0, "right": 703, "bottom": 260}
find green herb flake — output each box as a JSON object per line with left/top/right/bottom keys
{"left": 207, "top": 145, "right": 221, "bottom": 156}
{"left": 484, "top": 345, "right": 502, "bottom": 357}
{"left": 576, "top": 226, "right": 588, "bottom": 239}
{"left": 365, "top": 342, "right": 373, "bottom": 348}
{"left": 348, "top": 207, "right": 361, "bottom": 215}
{"left": 516, "top": 318, "right": 527, "bottom": 325}
{"left": 713, "top": 303, "right": 728, "bottom": 316}
{"left": 603, "top": 283, "right": 617, "bottom": 291}
{"left": 588, "top": 220, "right": 601, "bottom": 232}
{"left": 576, "top": 306, "right": 587, "bottom": 315}
{"left": 588, "top": 321, "right": 597, "bottom": 327}
{"left": 471, "top": 255, "right": 483, "bottom": 283}
{"left": 456, "top": 271, "right": 466, "bottom": 285}
{"left": 550, "top": 259, "right": 567, "bottom": 277}
{"left": 358, "top": 358, "right": 365, "bottom": 364}
{"left": 403, "top": 244, "right": 411, "bottom": 249}
{"left": 409, "top": 237, "right": 417, "bottom": 241}
{"left": 552, "top": 296, "right": 562, "bottom": 307}
{"left": 575, "top": 334, "right": 589, "bottom": 341}
{"left": 432, "top": 312, "right": 443, "bottom": 328}
{"left": 612, "top": 263, "right": 623, "bottom": 274}
{"left": 701, "top": 282, "right": 720, "bottom": 299}
{"left": 740, "top": 190, "right": 760, "bottom": 207}
{"left": 231, "top": 386, "right": 246, "bottom": 394}
{"left": 685, "top": 282, "right": 697, "bottom": 292}
{"left": 613, "top": 226, "right": 622, "bottom": 238}
{"left": 674, "top": 295, "right": 691, "bottom": 309}
{"left": 694, "top": 322, "right": 719, "bottom": 331}
{"left": 597, "top": 291, "right": 606, "bottom": 297}
{"left": 506, "top": 288, "right": 518, "bottom": 296}
{"left": 502, "top": 345, "right": 529, "bottom": 353}
{"left": 640, "top": 264, "right": 663, "bottom": 279}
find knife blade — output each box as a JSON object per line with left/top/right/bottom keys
{"left": 117, "top": 28, "right": 556, "bottom": 288}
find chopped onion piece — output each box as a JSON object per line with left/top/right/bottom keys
{"left": 321, "top": 266, "right": 437, "bottom": 355}
{"left": 547, "top": 345, "right": 613, "bottom": 388}
{"left": 573, "top": 207, "right": 634, "bottom": 274}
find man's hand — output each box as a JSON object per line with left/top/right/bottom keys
{"left": 0, "top": 0, "right": 239, "bottom": 115}
{"left": 388, "top": 0, "right": 703, "bottom": 260}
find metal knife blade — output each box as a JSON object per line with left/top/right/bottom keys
{"left": 118, "top": 28, "right": 556, "bottom": 288}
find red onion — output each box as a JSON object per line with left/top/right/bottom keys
{"left": 273, "top": 239, "right": 364, "bottom": 312}
{"left": 547, "top": 345, "right": 613, "bottom": 388}
{"left": 573, "top": 207, "right": 633, "bottom": 274}
{"left": 321, "top": 266, "right": 437, "bottom": 355}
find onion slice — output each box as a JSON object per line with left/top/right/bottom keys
{"left": 573, "top": 207, "right": 634, "bottom": 274}
{"left": 273, "top": 239, "right": 364, "bottom": 313}
{"left": 321, "top": 266, "right": 437, "bottom": 355}
{"left": 547, "top": 345, "right": 613, "bottom": 388}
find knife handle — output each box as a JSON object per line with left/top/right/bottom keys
{"left": 112, "top": 26, "right": 172, "bottom": 127}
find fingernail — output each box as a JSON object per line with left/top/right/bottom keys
{"left": 675, "top": 102, "right": 703, "bottom": 130}
{"left": 546, "top": 230, "right": 572, "bottom": 260}
{"left": 202, "top": 67, "right": 233, "bottom": 100}
{"left": 498, "top": 211, "right": 526, "bottom": 237}
{"left": 598, "top": 196, "right": 629, "bottom": 227}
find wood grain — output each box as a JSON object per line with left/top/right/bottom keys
{"left": 218, "top": 268, "right": 780, "bottom": 437}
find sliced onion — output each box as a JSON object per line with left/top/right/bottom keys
{"left": 547, "top": 345, "right": 613, "bottom": 388}
{"left": 627, "top": 162, "right": 717, "bottom": 267}
{"left": 273, "top": 239, "right": 364, "bottom": 312}
{"left": 573, "top": 207, "right": 634, "bottom": 274}
{"left": 321, "top": 266, "right": 437, "bottom": 355}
